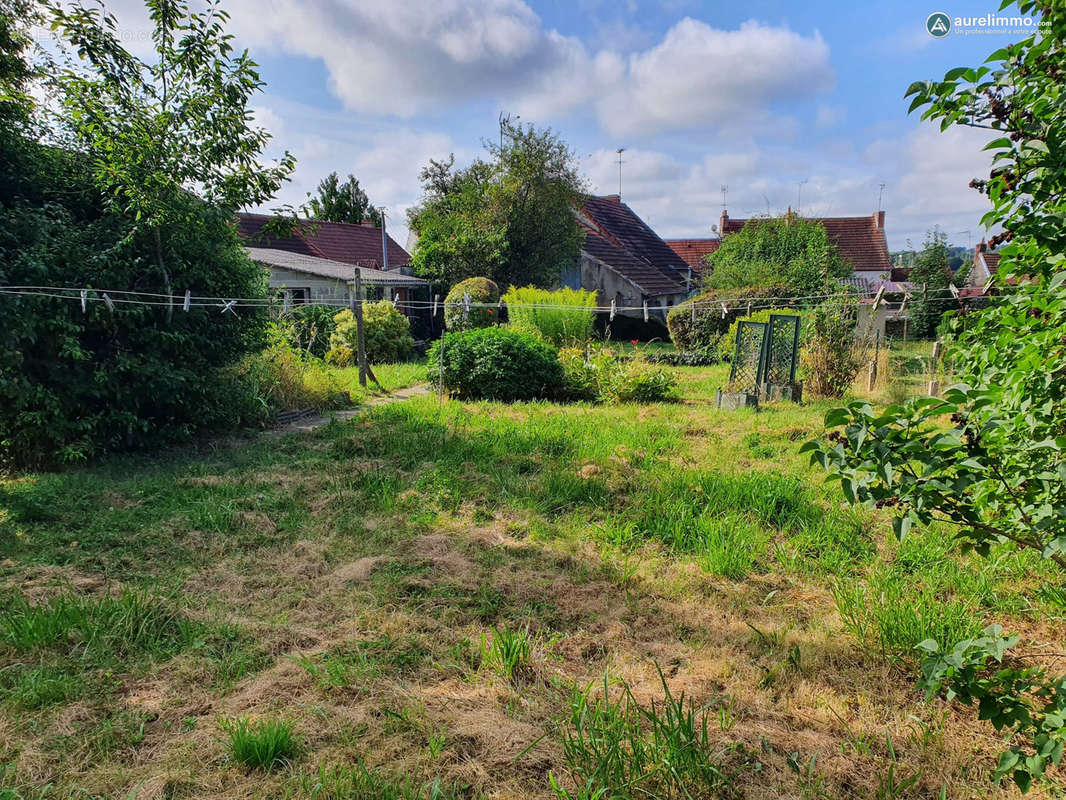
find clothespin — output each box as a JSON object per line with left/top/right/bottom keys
{"left": 900, "top": 290, "right": 910, "bottom": 311}
{"left": 463, "top": 293, "right": 471, "bottom": 313}
{"left": 982, "top": 276, "right": 994, "bottom": 294}
{"left": 871, "top": 285, "right": 885, "bottom": 311}
{"left": 690, "top": 298, "right": 696, "bottom": 323}
{"left": 219, "top": 300, "right": 237, "bottom": 315}
{"left": 393, "top": 292, "right": 400, "bottom": 307}
{"left": 80, "top": 289, "right": 87, "bottom": 314}
{"left": 432, "top": 294, "right": 439, "bottom": 315}
{"left": 720, "top": 302, "right": 727, "bottom": 319}
{"left": 949, "top": 283, "right": 960, "bottom": 299}
{"left": 183, "top": 290, "right": 191, "bottom": 312}
{"left": 746, "top": 300, "right": 752, "bottom": 316}
{"left": 643, "top": 300, "right": 649, "bottom": 323}
{"left": 498, "top": 297, "right": 504, "bottom": 313}
{"left": 102, "top": 293, "right": 114, "bottom": 313}
{"left": 610, "top": 299, "right": 616, "bottom": 321}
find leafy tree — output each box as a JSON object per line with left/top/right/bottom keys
{"left": 705, "top": 212, "right": 850, "bottom": 298}
{"left": 408, "top": 120, "right": 585, "bottom": 290}
{"left": 907, "top": 228, "right": 956, "bottom": 338}
{"left": 305, "top": 171, "right": 380, "bottom": 226}
{"left": 49, "top": 0, "right": 295, "bottom": 320}
{"left": 805, "top": 3, "right": 1066, "bottom": 790}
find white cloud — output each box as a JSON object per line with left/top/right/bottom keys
{"left": 592, "top": 19, "right": 833, "bottom": 137}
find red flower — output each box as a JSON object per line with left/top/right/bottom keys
{"left": 631, "top": 339, "right": 639, "bottom": 344}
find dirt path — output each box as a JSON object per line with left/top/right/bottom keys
{"left": 270, "top": 383, "right": 433, "bottom": 434}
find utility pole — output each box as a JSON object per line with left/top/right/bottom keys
{"left": 379, "top": 207, "right": 389, "bottom": 272}
{"left": 797, "top": 179, "right": 809, "bottom": 215}
{"left": 616, "top": 147, "right": 626, "bottom": 198}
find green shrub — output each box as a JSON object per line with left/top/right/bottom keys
{"left": 666, "top": 286, "right": 791, "bottom": 353}
{"left": 234, "top": 345, "right": 349, "bottom": 413}
{"left": 558, "top": 347, "right": 677, "bottom": 404}
{"left": 0, "top": 145, "right": 270, "bottom": 467}
{"left": 445, "top": 277, "right": 500, "bottom": 331}
{"left": 503, "top": 286, "right": 596, "bottom": 346}
{"left": 427, "top": 328, "right": 563, "bottom": 401}
{"left": 801, "top": 294, "right": 870, "bottom": 398}
{"left": 328, "top": 302, "right": 414, "bottom": 364}
{"left": 278, "top": 305, "right": 338, "bottom": 359}
{"left": 220, "top": 716, "right": 300, "bottom": 771}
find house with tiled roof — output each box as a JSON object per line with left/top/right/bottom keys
{"left": 565, "top": 195, "right": 694, "bottom": 320}
{"left": 235, "top": 212, "right": 426, "bottom": 315}
{"left": 664, "top": 238, "right": 720, "bottom": 272}
{"left": 968, "top": 240, "right": 1000, "bottom": 289}
{"left": 719, "top": 209, "right": 894, "bottom": 290}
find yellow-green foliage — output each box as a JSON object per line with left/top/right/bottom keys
{"left": 236, "top": 345, "right": 349, "bottom": 413}
{"left": 717, "top": 310, "right": 774, "bottom": 362}
{"left": 445, "top": 277, "right": 500, "bottom": 331}
{"left": 328, "top": 303, "right": 415, "bottom": 364}
{"left": 503, "top": 286, "right": 596, "bottom": 346}
{"left": 558, "top": 345, "right": 678, "bottom": 403}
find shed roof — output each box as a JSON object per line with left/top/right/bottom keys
{"left": 247, "top": 247, "right": 428, "bottom": 287}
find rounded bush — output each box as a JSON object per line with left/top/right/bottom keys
{"left": 328, "top": 302, "right": 414, "bottom": 364}
{"left": 445, "top": 277, "right": 500, "bottom": 331}
{"left": 427, "top": 327, "right": 563, "bottom": 401}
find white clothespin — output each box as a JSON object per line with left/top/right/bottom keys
{"left": 982, "top": 277, "right": 994, "bottom": 294}
{"left": 746, "top": 300, "right": 752, "bottom": 316}
{"left": 432, "top": 294, "right": 439, "bottom": 315}
{"left": 949, "top": 283, "right": 960, "bottom": 299}
{"left": 610, "top": 299, "right": 616, "bottom": 321}
{"left": 183, "top": 290, "right": 191, "bottom": 312}
{"left": 643, "top": 300, "right": 649, "bottom": 322}
{"left": 80, "top": 289, "right": 87, "bottom": 313}
{"left": 220, "top": 300, "right": 237, "bottom": 315}
{"left": 720, "top": 302, "right": 727, "bottom": 319}
{"left": 690, "top": 299, "right": 696, "bottom": 322}
{"left": 102, "top": 293, "right": 114, "bottom": 313}
{"left": 871, "top": 285, "right": 885, "bottom": 311}
{"left": 900, "top": 290, "right": 910, "bottom": 312}
{"left": 393, "top": 292, "right": 400, "bottom": 307}
{"left": 463, "top": 293, "right": 471, "bottom": 313}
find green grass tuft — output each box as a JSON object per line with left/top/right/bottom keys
{"left": 221, "top": 716, "right": 300, "bottom": 771}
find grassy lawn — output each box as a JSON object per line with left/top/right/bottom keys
{"left": 0, "top": 366, "right": 1061, "bottom": 798}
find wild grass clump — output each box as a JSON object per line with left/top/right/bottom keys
{"left": 504, "top": 286, "right": 597, "bottom": 347}
{"left": 833, "top": 569, "right": 983, "bottom": 663}
{"left": 234, "top": 344, "right": 349, "bottom": 414}
{"left": 559, "top": 347, "right": 678, "bottom": 404}
{"left": 481, "top": 625, "right": 533, "bottom": 681}
{"left": 0, "top": 591, "right": 198, "bottom": 662}
{"left": 550, "top": 667, "right": 745, "bottom": 799}
{"left": 221, "top": 716, "right": 300, "bottom": 771}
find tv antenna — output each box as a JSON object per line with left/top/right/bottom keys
{"left": 616, "top": 148, "right": 626, "bottom": 198}
{"left": 797, "top": 179, "right": 809, "bottom": 214}
{"left": 721, "top": 184, "right": 728, "bottom": 212}
{"left": 878, "top": 182, "right": 886, "bottom": 212}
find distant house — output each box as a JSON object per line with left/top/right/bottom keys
{"left": 968, "top": 239, "right": 1000, "bottom": 289}
{"left": 565, "top": 195, "right": 695, "bottom": 319}
{"left": 664, "top": 238, "right": 720, "bottom": 273}
{"left": 236, "top": 213, "right": 428, "bottom": 326}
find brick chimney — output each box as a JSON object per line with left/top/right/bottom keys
{"left": 873, "top": 210, "right": 885, "bottom": 229}
{"left": 603, "top": 194, "right": 621, "bottom": 203}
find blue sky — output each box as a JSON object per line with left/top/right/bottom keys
{"left": 105, "top": 0, "right": 1027, "bottom": 250}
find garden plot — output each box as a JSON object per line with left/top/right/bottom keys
{"left": 0, "top": 365, "right": 1061, "bottom": 799}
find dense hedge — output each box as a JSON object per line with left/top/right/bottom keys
{"left": 444, "top": 277, "right": 500, "bottom": 331}
{"left": 0, "top": 137, "right": 269, "bottom": 466}
{"left": 427, "top": 327, "right": 563, "bottom": 401}
{"left": 666, "top": 286, "right": 793, "bottom": 352}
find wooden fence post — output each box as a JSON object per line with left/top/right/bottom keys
{"left": 352, "top": 271, "right": 367, "bottom": 388}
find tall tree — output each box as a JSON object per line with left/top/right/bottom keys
{"left": 50, "top": 0, "right": 295, "bottom": 320}
{"left": 705, "top": 212, "right": 850, "bottom": 298}
{"left": 305, "top": 171, "right": 380, "bottom": 226}
{"left": 907, "top": 228, "right": 955, "bottom": 338}
{"left": 407, "top": 120, "right": 585, "bottom": 290}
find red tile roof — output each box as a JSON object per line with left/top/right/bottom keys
{"left": 237, "top": 212, "right": 411, "bottom": 270}
{"left": 664, "top": 239, "right": 720, "bottom": 271}
{"left": 719, "top": 210, "right": 892, "bottom": 274}
{"left": 579, "top": 196, "right": 690, "bottom": 295}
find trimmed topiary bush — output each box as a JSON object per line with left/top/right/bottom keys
{"left": 427, "top": 328, "right": 563, "bottom": 401}
{"left": 328, "top": 302, "right": 414, "bottom": 364}
{"left": 666, "top": 286, "right": 792, "bottom": 353}
{"left": 445, "top": 277, "right": 500, "bottom": 331}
